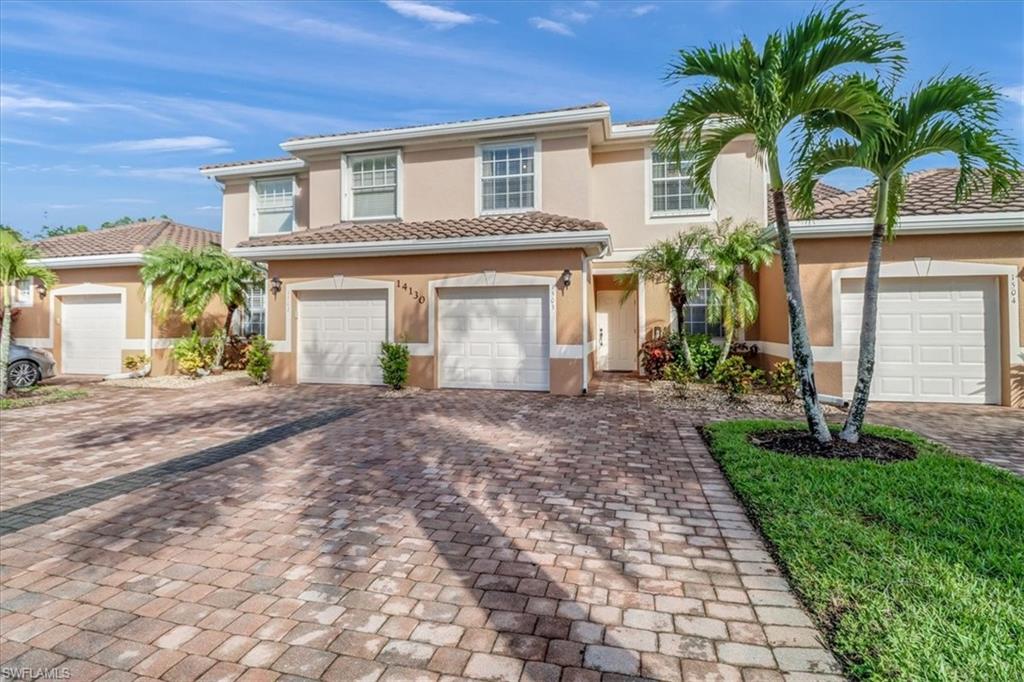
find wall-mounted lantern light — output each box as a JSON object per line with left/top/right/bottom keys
{"left": 270, "top": 276, "right": 283, "bottom": 296}
{"left": 559, "top": 269, "right": 572, "bottom": 289}
{"left": 37, "top": 281, "right": 48, "bottom": 300}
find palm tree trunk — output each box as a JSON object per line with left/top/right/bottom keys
{"left": 719, "top": 299, "right": 735, "bottom": 367}
{"left": 669, "top": 284, "right": 694, "bottom": 371}
{"left": 769, "top": 156, "right": 831, "bottom": 444}
{"left": 840, "top": 180, "right": 889, "bottom": 444}
{"left": 215, "top": 304, "right": 237, "bottom": 368}
{"left": 1, "top": 295, "right": 12, "bottom": 396}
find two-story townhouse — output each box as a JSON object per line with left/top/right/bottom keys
{"left": 201, "top": 103, "right": 766, "bottom": 394}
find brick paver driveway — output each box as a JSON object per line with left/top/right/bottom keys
{"left": 864, "top": 403, "right": 1024, "bottom": 477}
{"left": 1, "top": 376, "right": 841, "bottom": 682}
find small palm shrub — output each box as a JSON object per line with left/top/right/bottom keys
{"left": 246, "top": 335, "right": 272, "bottom": 384}
{"left": 663, "top": 363, "right": 696, "bottom": 397}
{"left": 379, "top": 341, "right": 410, "bottom": 390}
{"left": 768, "top": 360, "right": 799, "bottom": 404}
{"left": 713, "top": 355, "right": 763, "bottom": 399}
{"left": 172, "top": 332, "right": 207, "bottom": 378}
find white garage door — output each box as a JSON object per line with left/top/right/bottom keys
{"left": 61, "top": 294, "right": 124, "bottom": 375}
{"left": 439, "top": 286, "right": 550, "bottom": 391}
{"left": 841, "top": 276, "right": 999, "bottom": 403}
{"left": 297, "top": 290, "right": 388, "bottom": 385}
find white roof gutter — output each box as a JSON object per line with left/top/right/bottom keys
{"left": 789, "top": 211, "right": 1024, "bottom": 238}
{"left": 230, "top": 230, "right": 613, "bottom": 261}
{"left": 280, "top": 106, "right": 611, "bottom": 153}
{"left": 31, "top": 253, "right": 145, "bottom": 269}
{"left": 200, "top": 158, "right": 307, "bottom": 180}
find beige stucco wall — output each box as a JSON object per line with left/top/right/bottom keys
{"left": 591, "top": 136, "right": 765, "bottom": 254}
{"left": 755, "top": 230, "right": 1024, "bottom": 406}
{"left": 12, "top": 266, "right": 228, "bottom": 377}
{"left": 263, "top": 249, "right": 587, "bottom": 393}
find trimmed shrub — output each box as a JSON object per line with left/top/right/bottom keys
{"left": 123, "top": 353, "right": 150, "bottom": 372}
{"left": 223, "top": 336, "right": 250, "bottom": 370}
{"left": 712, "top": 355, "right": 763, "bottom": 398}
{"left": 639, "top": 336, "right": 673, "bottom": 379}
{"left": 246, "top": 335, "right": 273, "bottom": 384}
{"left": 379, "top": 341, "right": 411, "bottom": 390}
{"left": 686, "top": 333, "right": 720, "bottom": 378}
{"left": 768, "top": 360, "right": 799, "bottom": 403}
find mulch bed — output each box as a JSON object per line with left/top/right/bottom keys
{"left": 749, "top": 429, "right": 918, "bottom": 463}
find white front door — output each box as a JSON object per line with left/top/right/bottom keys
{"left": 297, "top": 290, "right": 388, "bottom": 385}
{"left": 596, "top": 290, "right": 637, "bottom": 371}
{"left": 438, "top": 286, "right": 550, "bottom": 391}
{"left": 840, "top": 276, "right": 999, "bottom": 404}
{"left": 61, "top": 294, "right": 124, "bottom": 375}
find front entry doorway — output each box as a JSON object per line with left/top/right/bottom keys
{"left": 596, "top": 289, "right": 638, "bottom": 371}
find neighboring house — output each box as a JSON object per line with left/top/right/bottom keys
{"left": 11, "top": 219, "right": 222, "bottom": 376}
{"left": 200, "top": 102, "right": 766, "bottom": 393}
{"left": 756, "top": 168, "right": 1023, "bottom": 407}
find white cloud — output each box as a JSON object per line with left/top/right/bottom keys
{"left": 530, "top": 17, "right": 574, "bottom": 37}
{"left": 383, "top": 1, "right": 479, "bottom": 28}
{"left": 1001, "top": 85, "right": 1024, "bottom": 106}
{"left": 555, "top": 8, "right": 591, "bottom": 24}
{"left": 631, "top": 4, "right": 658, "bottom": 17}
{"left": 194, "top": 205, "right": 221, "bottom": 211}
{"left": 89, "top": 136, "right": 233, "bottom": 154}
{"left": 47, "top": 203, "right": 85, "bottom": 209}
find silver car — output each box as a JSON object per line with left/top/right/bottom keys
{"left": 7, "top": 344, "right": 56, "bottom": 388}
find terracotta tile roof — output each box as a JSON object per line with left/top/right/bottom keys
{"left": 284, "top": 102, "right": 609, "bottom": 143}
{"left": 768, "top": 182, "right": 848, "bottom": 220}
{"left": 809, "top": 168, "right": 1024, "bottom": 220}
{"left": 237, "top": 212, "right": 605, "bottom": 248}
{"left": 34, "top": 220, "right": 219, "bottom": 258}
{"left": 199, "top": 156, "right": 296, "bottom": 171}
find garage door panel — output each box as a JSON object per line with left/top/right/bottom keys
{"left": 840, "top": 276, "right": 998, "bottom": 404}
{"left": 61, "top": 294, "right": 124, "bottom": 375}
{"left": 439, "top": 286, "right": 550, "bottom": 391}
{"left": 298, "top": 291, "right": 387, "bottom": 385}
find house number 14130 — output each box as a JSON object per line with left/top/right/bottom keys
{"left": 396, "top": 280, "right": 426, "bottom": 305}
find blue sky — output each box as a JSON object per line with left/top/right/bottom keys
{"left": 1, "top": 0, "right": 1022, "bottom": 235}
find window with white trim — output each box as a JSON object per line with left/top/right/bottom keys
{"left": 12, "top": 278, "right": 32, "bottom": 307}
{"left": 682, "top": 281, "right": 723, "bottom": 337}
{"left": 481, "top": 141, "right": 535, "bottom": 212}
{"left": 233, "top": 283, "right": 266, "bottom": 337}
{"left": 254, "top": 177, "right": 294, "bottom": 235}
{"left": 348, "top": 152, "right": 399, "bottom": 220}
{"left": 651, "top": 151, "right": 708, "bottom": 216}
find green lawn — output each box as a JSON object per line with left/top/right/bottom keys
{"left": 0, "top": 386, "right": 88, "bottom": 410}
{"left": 703, "top": 420, "right": 1024, "bottom": 681}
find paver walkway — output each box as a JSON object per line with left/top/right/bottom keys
{"left": 1, "top": 376, "right": 842, "bottom": 681}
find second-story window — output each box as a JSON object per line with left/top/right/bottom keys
{"left": 651, "top": 151, "right": 709, "bottom": 216}
{"left": 481, "top": 141, "right": 535, "bottom": 212}
{"left": 348, "top": 152, "right": 399, "bottom": 220}
{"left": 254, "top": 177, "right": 294, "bottom": 235}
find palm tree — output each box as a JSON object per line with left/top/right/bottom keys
{"left": 141, "top": 244, "right": 211, "bottom": 329}
{"left": 196, "top": 248, "right": 264, "bottom": 366}
{"left": 655, "top": 3, "right": 904, "bottom": 443}
{"left": 142, "top": 245, "right": 264, "bottom": 368}
{"left": 618, "top": 230, "right": 709, "bottom": 371}
{"left": 703, "top": 220, "right": 776, "bottom": 367}
{"left": 794, "top": 74, "right": 1020, "bottom": 443}
{"left": 0, "top": 231, "right": 58, "bottom": 395}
